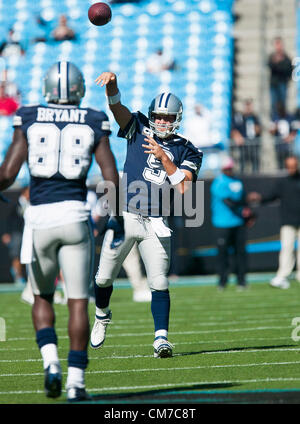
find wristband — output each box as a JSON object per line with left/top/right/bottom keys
{"left": 107, "top": 91, "right": 121, "bottom": 105}
{"left": 168, "top": 168, "right": 185, "bottom": 185}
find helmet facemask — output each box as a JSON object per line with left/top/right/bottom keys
{"left": 148, "top": 93, "right": 183, "bottom": 139}
{"left": 149, "top": 113, "right": 180, "bottom": 139}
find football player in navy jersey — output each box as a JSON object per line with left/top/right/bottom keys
{"left": 90, "top": 71, "right": 203, "bottom": 358}
{"left": 0, "top": 62, "right": 120, "bottom": 401}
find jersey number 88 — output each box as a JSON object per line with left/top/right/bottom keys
{"left": 27, "top": 123, "right": 94, "bottom": 179}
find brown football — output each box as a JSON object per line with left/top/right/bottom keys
{"left": 88, "top": 2, "right": 112, "bottom": 26}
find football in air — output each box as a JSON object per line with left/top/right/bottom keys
{"left": 88, "top": 2, "right": 112, "bottom": 26}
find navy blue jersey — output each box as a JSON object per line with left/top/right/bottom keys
{"left": 232, "top": 112, "right": 260, "bottom": 140}
{"left": 13, "top": 103, "right": 111, "bottom": 205}
{"left": 118, "top": 111, "right": 203, "bottom": 216}
{"left": 271, "top": 114, "right": 295, "bottom": 139}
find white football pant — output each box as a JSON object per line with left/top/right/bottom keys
{"left": 276, "top": 225, "right": 300, "bottom": 281}
{"left": 95, "top": 212, "right": 171, "bottom": 291}
{"left": 28, "top": 221, "right": 94, "bottom": 299}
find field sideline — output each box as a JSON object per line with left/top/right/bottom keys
{"left": 1, "top": 275, "right": 300, "bottom": 404}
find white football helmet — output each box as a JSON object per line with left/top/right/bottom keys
{"left": 148, "top": 92, "right": 183, "bottom": 139}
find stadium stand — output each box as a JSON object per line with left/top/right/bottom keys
{"left": 298, "top": 4, "right": 300, "bottom": 104}
{"left": 295, "top": 2, "right": 300, "bottom": 157}
{"left": 0, "top": 0, "right": 235, "bottom": 184}
{"left": 233, "top": 0, "right": 298, "bottom": 173}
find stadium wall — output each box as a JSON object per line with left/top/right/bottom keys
{"left": 0, "top": 175, "right": 283, "bottom": 283}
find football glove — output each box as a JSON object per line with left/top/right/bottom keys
{"left": 107, "top": 216, "right": 125, "bottom": 249}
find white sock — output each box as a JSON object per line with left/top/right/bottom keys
{"left": 66, "top": 367, "right": 85, "bottom": 389}
{"left": 96, "top": 307, "right": 110, "bottom": 317}
{"left": 155, "top": 329, "right": 168, "bottom": 339}
{"left": 40, "top": 343, "right": 59, "bottom": 369}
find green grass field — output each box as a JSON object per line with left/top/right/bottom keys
{"left": 1, "top": 277, "right": 300, "bottom": 404}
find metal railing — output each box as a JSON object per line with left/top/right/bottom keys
{"left": 229, "top": 136, "right": 297, "bottom": 173}
{"left": 229, "top": 137, "right": 262, "bottom": 173}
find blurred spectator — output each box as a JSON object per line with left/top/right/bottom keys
{"left": 51, "top": 15, "right": 76, "bottom": 42}
{"left": 211, "top": 156, "right": 255, "bottom": 290}
{"left": 146, "top": 48, "right": 176, "bottom": 74}
{"left": 0, "top": 28, "right": 25, "bottom": 58}
{"left": 1, "top": 186, "right": 30, "bottom": 286}
{"left": 269, "top": 102, "right": 297, "bottom": 169}
{"left": 248, "top": 156, "right": 300, "bottom": 289}
{"left": 268, "top": 37, "right": 293, "bottom": 119}
{"left": 293, "top": 107, "right": 300, "bottom": 159}
{"left": 32, "top": 14, "right": 50, "bottom": 43}
{"left": 4, "top": 79, "right": 20, "bottom": 100}
{"left": 231, "top": 99, "right": 262, "bottom": 173}
{"left": 0, "top": 64, "right": 21, "bottom": 99}
{"left": 294, "top": 106, "right": 300, "bottom": 125}
{"left": 184, "top": 104, "right": 214, "bottom": 149}
{"left": 0, "top": 82, "right": 19, "bottom": 116}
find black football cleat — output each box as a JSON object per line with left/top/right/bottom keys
{"left": 44, "top": 362, "right": 62, "bottom": 398}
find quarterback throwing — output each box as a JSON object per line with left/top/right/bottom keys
{"left": 91, "top": 71, "right": 203, "bottom": 358}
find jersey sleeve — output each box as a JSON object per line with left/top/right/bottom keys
{"left": 117, "top": 114, "right": 137, "bottom": 141}
{"left": 117, "top": 112, "right": 148, "bottom": 142}
{"left": 87, "top": 109, "right": 111, "bottom": 149}
{"left": 179, "top": 144, "right": 203, "bottom": 181}
{"left": 12, "top": 106, "right": 35, "bottom": 134}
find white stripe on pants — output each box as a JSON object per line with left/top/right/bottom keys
{"left": 276, "top": 225, "right": 300, "bottom": 281}
{"left": 95, "top": 212, "right": 171, "bottom": 291}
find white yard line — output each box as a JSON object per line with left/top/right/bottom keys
{"left": 0, "top": 335, "right": 293, "bottom": 352}
{"left": 116, "top": 312, "right": 300, "bottom": 324}
{"left": 2, "top": 299, "right": 300, "bottom": 320}
{"left": 86, "top": 378, "right": 300, "bottom": 393}
{"left": 1, "top": 360, "right": 300, "bottom": 378}
{"left": 4, "top": 324, "right": 292, "bottom": 342}
{"left": 1, "top": 346, "right": 300, "bottom": 363}
{"left": 1, "top": 377, "right": 300, "bottom": 396}
{"left": 9, "top": 315, "right": 298, "bottom": 333}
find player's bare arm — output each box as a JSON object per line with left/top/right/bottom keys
{"left": 95, "top": 71, "right": 132, "bottom": 130}
{"left": 95, "top": 135, "right": 119, "bottom": 186}
{"left": 95, "top": 135, "right": 122, "bottom": 215}
{"left": 0, "top": 128, "right": 28, "bottom": 191}
{"left": 142, "top": 135, "right": 192, "bottom": 193}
